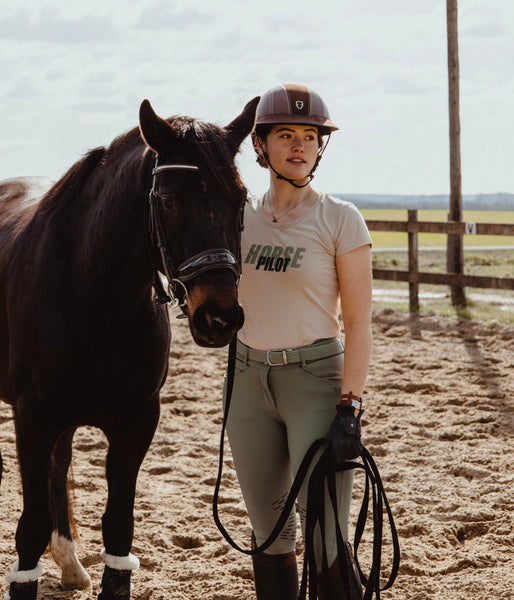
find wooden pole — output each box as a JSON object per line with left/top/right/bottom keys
{"left": 446, "top": 0, "right": 466, "bottom": 307}
{"left": 408, "top": 210, "right": 419, "bottom": 312}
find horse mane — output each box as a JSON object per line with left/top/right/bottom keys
{"left": 37, "top": 112, "right": 245, "bottom": 218}
{"left": 39, "top": 147, "right": 107, "bottom": 216}
{"left": 168, "top": 116, "right": 247, "bottom": 199}
{"left": 105, "top": 115, "right": 246, "bottom": 199}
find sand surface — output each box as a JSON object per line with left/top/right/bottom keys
{"left": 1, "top": 309, "right": 513, "bottom": 600}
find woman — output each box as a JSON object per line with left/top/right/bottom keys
{"left": 226, "top": 84, "right": 372, "bottom": 599}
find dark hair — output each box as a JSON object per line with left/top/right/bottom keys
{"left": 253, "top": 123, "right": 326, "bottom": 169}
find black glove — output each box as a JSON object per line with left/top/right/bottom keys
{"left": 324, "top": 404, "right": 363, "bottom": 462}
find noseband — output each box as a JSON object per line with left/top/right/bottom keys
{"left": 148, "top": 160, "right": 243, "bottom": 309}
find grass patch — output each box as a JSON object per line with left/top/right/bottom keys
{"left": 372, "top": 248, "right": 514, "bottom": 277}
{"left": 362, "top": 209, "right": 514, "bottom": 248}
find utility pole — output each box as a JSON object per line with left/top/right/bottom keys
{"left": 446, "top": 0, "right": 466, "bottom": 307}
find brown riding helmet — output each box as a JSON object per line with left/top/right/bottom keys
{"left": 254, "top": 84, "right": 338, "bottom": 135}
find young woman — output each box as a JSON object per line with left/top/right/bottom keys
{"left": 226, "top": 84, "right": 372, "bottom": 599}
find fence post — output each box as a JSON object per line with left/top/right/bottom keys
{"left": 446, "top": 0, "right": 466, "bottom": 307}
{"left": 408, "top": 209, "right": 419, "bottom": 312}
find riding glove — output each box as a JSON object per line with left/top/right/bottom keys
{"left": 324, "top": 404, "right": 363, "bottom": 462}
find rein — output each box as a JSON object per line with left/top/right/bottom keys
{"left": 213, "top": 337, "right": 400, "bottom": 599}
{"left": 147, "top": 160, "right": 242, "bottom": 308}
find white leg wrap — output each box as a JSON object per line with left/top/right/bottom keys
{"left": 5, "top": 593, "right": 12, "bottom": 600}
{"left": 5, "top": 560, "right": 43, "bottom": 584}
{"left": 100, "top": 549, "right": 140, "bottom": 571}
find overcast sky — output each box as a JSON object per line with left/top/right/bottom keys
{"left": 0, "top": 0, "right": 512, "bottom": 196}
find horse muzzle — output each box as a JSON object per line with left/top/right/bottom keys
{"left": 160, "top": 248, "right": 244, "bottom": 347}
{"left": 189, "top": 301, "right": 244, "bottom": 347}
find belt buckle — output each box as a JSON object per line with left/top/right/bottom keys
{"left": 265, "top": 349, "right": 288, "bottom": 366}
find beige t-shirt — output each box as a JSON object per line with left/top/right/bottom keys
{"left": 238, "top": 193, "right": 372, "bottom": 350}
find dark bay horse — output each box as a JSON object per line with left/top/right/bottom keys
{"left": 0, "top": 97, "right": 259, "bottom": 600}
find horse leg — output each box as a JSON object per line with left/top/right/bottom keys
{"left": 98, "top": 397, "right": 159, "bottom": 600}
{"left": 6, "top": 403, "right": 58, "bottom": 600}
{"left": 49, "top": 427, "right": 91, "bottom": 590}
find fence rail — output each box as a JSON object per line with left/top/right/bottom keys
{"left": 367, "top": 210, "right": 514, "bottom": 311}
{"left": 367, "top": 220, "right": 514, "bottom": 236}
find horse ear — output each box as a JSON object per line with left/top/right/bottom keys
{"left": 224, "top": 96, "right": 260, "bottom": 155}
{"left": 139, "top": 99, "right": 177, "bottom": 153}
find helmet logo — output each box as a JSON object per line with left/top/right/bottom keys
{"left": 295, "top": 100, "right": 304, "bottom": 110}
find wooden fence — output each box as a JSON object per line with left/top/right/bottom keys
{"left": 367, "top": 209, "right": 514, "bottom": 311}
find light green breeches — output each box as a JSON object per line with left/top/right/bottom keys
{"left": 224, "top": 338, "right": 355, "bottom": 563}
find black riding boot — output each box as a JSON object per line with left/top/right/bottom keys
{"left": 317, "top": 541, "right": 363, "bottom": 600}
{"left": 252, "top": 549, "right": 299, "bottom": 600}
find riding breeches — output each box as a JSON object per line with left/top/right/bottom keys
{"left": 224, "top": 337, "right": 355, "bottom": 563}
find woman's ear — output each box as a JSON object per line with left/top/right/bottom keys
{"left": 252, "top": 133, "right": 265, "bottom": 156}
{"left": 252, "top": 132, "right": 269, "bottom": 168}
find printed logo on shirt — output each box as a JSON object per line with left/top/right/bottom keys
{"left": 244, "top": 244, "right": 306, "bottom": 272}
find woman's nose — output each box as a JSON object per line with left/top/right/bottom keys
{"left": 291, "top": 138, "right": 304, "bottom": 151}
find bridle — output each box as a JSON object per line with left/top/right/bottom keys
{"left": 147, "top": 159, "right": 243, "bottom": 309}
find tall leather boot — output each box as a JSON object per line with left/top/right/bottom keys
{"left": 252, "top": 549, "right": 299, "bottom": 600}
{"left": 317, "top": 541, "right": 363, "bottom": 600}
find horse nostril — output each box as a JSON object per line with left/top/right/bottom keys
{"left": 205, "top": 312, "right": 230, "bottom": 332}
{"left": 192, "top": 302, "right": 243, "bottom": 344}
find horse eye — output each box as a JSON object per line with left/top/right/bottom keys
{"left": 159, "top": 194, "right": 175, "bottom": 210}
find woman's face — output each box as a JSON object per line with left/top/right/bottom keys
{"left": 260, "top": 124, "right": 319, "bottom": 181}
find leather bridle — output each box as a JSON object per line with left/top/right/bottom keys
{"left": 147, "top": 159, "right": 243, "bottom": 309}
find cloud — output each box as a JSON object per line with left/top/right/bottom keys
{"left": 463, "top": 20, "right": 510, "bottom": 39}
{"left": 135, "top": 4, "right": 216, "bottom": 30}
{"left": 0, "top": 7, "right": 118, "bottom": 44}
{"left": 0, "top": 0, "right": 512, "bottom": 194}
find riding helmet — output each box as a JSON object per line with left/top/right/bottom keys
{"left": 254, "top": 84, "right": 338, "bottom": 135}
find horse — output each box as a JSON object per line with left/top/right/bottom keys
{"left": 0, "top": 96, "right": 259, "bottom": 600}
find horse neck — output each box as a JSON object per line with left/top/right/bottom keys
{"left": 74, "top": 148, "right": 155, "bottom": 304}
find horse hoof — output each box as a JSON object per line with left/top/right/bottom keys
{"left": 50, "top": 532, "right": 91, "bottom": 590}
{"left": 61, "top": 565, "right": 91, "bottom": 590}
{"left": 60, "top": 560, "right": 91, "bottom": 590}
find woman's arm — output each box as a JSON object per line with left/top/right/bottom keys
{"left": 336, "top": 244, "right": 373, "bottom": 405}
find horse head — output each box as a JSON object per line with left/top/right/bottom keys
{"left": 139, "top": 98, "right": 259, "bottom": 347}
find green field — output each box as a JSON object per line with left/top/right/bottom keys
{"left": 361, "top": 209, "right": 514, "bottom": 248}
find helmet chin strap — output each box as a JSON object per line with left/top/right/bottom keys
{"left": 265, "top": 154, "right": 314, "bottom": 188}
{"left": 256, "top": 134, "right": 331, "bottom": 189}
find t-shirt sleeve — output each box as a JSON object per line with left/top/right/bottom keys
{"left": 333, "top": 201, "right": 372, "bottom": 257}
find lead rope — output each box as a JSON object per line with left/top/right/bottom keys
{"left": 213, "top": 339, "right": 400, "bottom": 598}
{"left": 300, "top": 450, "right": 400, "bottom": 599}
{"left": 213, "top": 337, "right": 323, "bottom": 556}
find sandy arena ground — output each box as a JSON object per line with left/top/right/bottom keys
{"left": 1, "top": 308, "right": 513, "bottom": 600}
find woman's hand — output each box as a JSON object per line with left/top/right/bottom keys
{"left": 324, "top": 404, "right": 363, "bottom": 462}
